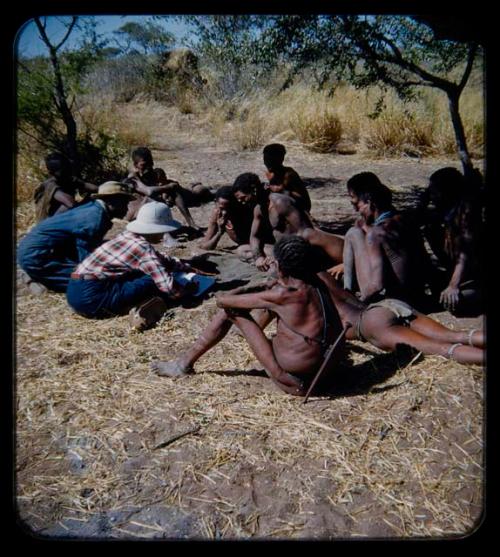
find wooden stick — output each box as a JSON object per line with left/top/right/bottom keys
{"left": 303, "top": 323, "right": 351, "bottom": 405}
{"left": 153, "top": 425, "right": 201, "bottom": 450}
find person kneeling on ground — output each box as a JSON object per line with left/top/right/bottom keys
{"left": 18, "top": 181, "right": 134, "bottom": 294}
{"left": 66, "top": 201, "right": 215, "bottom": 329}
{"left": 151, "top": 235, "right": 346, "bottom": 396}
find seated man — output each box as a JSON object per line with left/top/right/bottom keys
{"left": 151, "top": 235, "right": 346, "bottom": 396}
{"left": 125, "top": 146, "right": 213, "bottom": 230}
{"left": 232, "top": 172, "right": 275, "bottom": 268}
{"left": 151, "top": 236, "right": 484, "bottom": 398}
{"left": 268, "top": 192, "right": 344, "bottom": 270}
{"left": 33, "top": 152, "right": 98, "bottom": 222}
{"left": 198, "top": 186, "right": 253, "bottom": 250}
{"left": 416, "top": 167, "right": 483, "bottom": 316}
{"left": 263, "top": 143, "right": 311, "bottom": 213}
{"left": 340, "top": 172, "right": 431, "bottom": 308}
{"left": 66, "top": 201, "right": 214, "bottom": 326}
{"left": 18, "top": 182, "right": 134, "bottom": 293}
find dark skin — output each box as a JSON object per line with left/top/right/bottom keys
{"left": 233, "top": 189, "right": 274, "bottom": 269}
{"left": 45, "top": 164, "right": 98, "bottom": 215}
{"left": 127, "top": 157, "right": 200, "bottom": 229}
{"left": 151, "top": 270, "right": 345, "bottom": 396}
{"left": 199, "top": 197, "right": 250, "bottom": 250}
{"left": 268, "top": 193, "right": 344, "bottom": 269}
{"left": 263, "top": 152, "right": 312, "bottom": 213}
{"left": 336, "top": 190, "right": 428, "bottom": 304}
{"left": 317, "top": 273, "right": 485, "bottom": 366}
{"left": 419, "top": 183, "right": 481, "bottom": 313}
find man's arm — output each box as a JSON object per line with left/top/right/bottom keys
{"left": 216, "top": 285, "right": 284, "bottom": 312}
{"left": 53, "top": 189, "right": 77, "bottom": 210}
{"left": 249, "top": 206, "right": 267, "bottom": 268}
{"left": 359, "top": 228, "right": 385, "bottom": 301}
{"left": 440, "top": 252, "right": 468, "bottom": 311}
{"left": 198, "top": 208, "right": 225, "bottom": 250}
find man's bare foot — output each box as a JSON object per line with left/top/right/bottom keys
{"left": 151, "top": 359, "right": 193, "bottom": 377}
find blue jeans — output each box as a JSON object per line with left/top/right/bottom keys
{"left": 66, "top": 273, "right": 164, "bottom": 318}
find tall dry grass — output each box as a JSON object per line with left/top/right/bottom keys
{"left": 191, "top": 77, "right": 483, "bottom": 158}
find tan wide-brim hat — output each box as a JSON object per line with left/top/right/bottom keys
{"left": 126, "top": 201, "right": 182, "bottom": 234}
{"left": 91, "top": 181, "right": 136, "bottom": 199}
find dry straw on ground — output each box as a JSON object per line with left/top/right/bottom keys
{"left": 15, "top": 122, "right": 485, "bottom": 539}
{"left": 16, "top": 271, "right": 484, "bottom": 540}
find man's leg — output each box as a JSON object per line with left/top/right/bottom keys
{"left": 342, "top": 227, "right": 371, "bottom": 295}
{"left": 361, "top": 309, "right": 485, "bottom": 365}
{"left": 409, "top": 312, "right": 485, "bottom": 348}
{"left": 151, "top": 309, "right": 304, "bottom": 394}
{"left": 165, "top": 184, "right": 198, "bottom": 229}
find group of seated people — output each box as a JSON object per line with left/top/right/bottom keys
{"left": 17, "top": 142, "right": 486, "bottom": 396}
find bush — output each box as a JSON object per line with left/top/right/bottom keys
{"left": 290, "top": 106, "right": 343, "bottom": 153}
{"left": 364, "top": 110, "right": 435, "bottom": 157}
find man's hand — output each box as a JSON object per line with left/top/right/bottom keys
{"left": 255, "top": 256, "right": 272, "bottom": 271}
{"left": 440, "top": 286, "right": 460, "bottom": 311}
{"left": 327, "top": 263, "right": 344, "bottom": 280}
{"left": 216, "top": 212, "right": 227, "bottom": 230}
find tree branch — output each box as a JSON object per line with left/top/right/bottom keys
{"left": 54, "top": 17, "right": 78, "bottom": 52}
{"left": 458, "top": 43, "right": 478, "bottom": 93}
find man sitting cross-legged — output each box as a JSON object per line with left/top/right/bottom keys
{"left": 152, "top": 235, "right": 346, "bottom": 396}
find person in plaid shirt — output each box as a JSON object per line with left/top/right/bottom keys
{"left": 66, "top": 201, "right": 212, "bottom": 319}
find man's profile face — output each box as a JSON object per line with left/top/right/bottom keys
{"left": 348, "top": 189, "right": 361, "bottom": 211}
{"left": 107, "top": 195, "right": 131, "bottom": 219}
{"left": 234, "top": 190, "right": 254, "bottom": 206}
{"left": 357, "top": 198, "right": 375, "bottom": 223}
{"left": 263, "top": 153, "right": 281, "bottom": 171}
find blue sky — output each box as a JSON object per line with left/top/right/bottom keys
{"left": 15, "top": 15, "right": 191, "bottom": 58}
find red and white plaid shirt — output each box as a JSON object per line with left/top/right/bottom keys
{"left": 73, "top": 231, "right": 190, "bottom": 293}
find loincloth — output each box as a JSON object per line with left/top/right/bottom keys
{"left": 354, "top": 298, "right": 416, "bottom": 341}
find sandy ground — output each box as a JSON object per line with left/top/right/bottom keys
{"left": 15, "top": 132, "right": 485, "bottom": 540}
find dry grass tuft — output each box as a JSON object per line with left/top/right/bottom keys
{"left": 290, "top": 106, "right": 343, "bottom": 153}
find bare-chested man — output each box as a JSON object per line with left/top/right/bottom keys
{"left": 263, "top": 143, "right": 312, "bottom": 213}
{"left": 151, "top": 235, "right": 345, "bottom": 395}
{"left": 339, "top": 172, "right": 430, "bottom": 307}
{"left": 268, "top": 192, "right": 344, "bottom": 271}
{"left": 198, "top": 186, "right": 253, "bottom": 251}
{"left": 151, "top": 236, "right": 484, "bottom": 397}
{"left": 231, "top": 172, "right": 275, "bottom": 268}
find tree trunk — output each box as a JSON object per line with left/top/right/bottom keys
{"left": 447, "top": 88, "right": 473, "bottom": 177}
{"left": 48, "top": 48, "right": 79, "bottom": 171}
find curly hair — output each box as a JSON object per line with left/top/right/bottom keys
{"left": 232, "top": 172, "right": 262, "bottom": 195}
{"left": 273, "top": 235, "right": 313, "bottom": 278}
